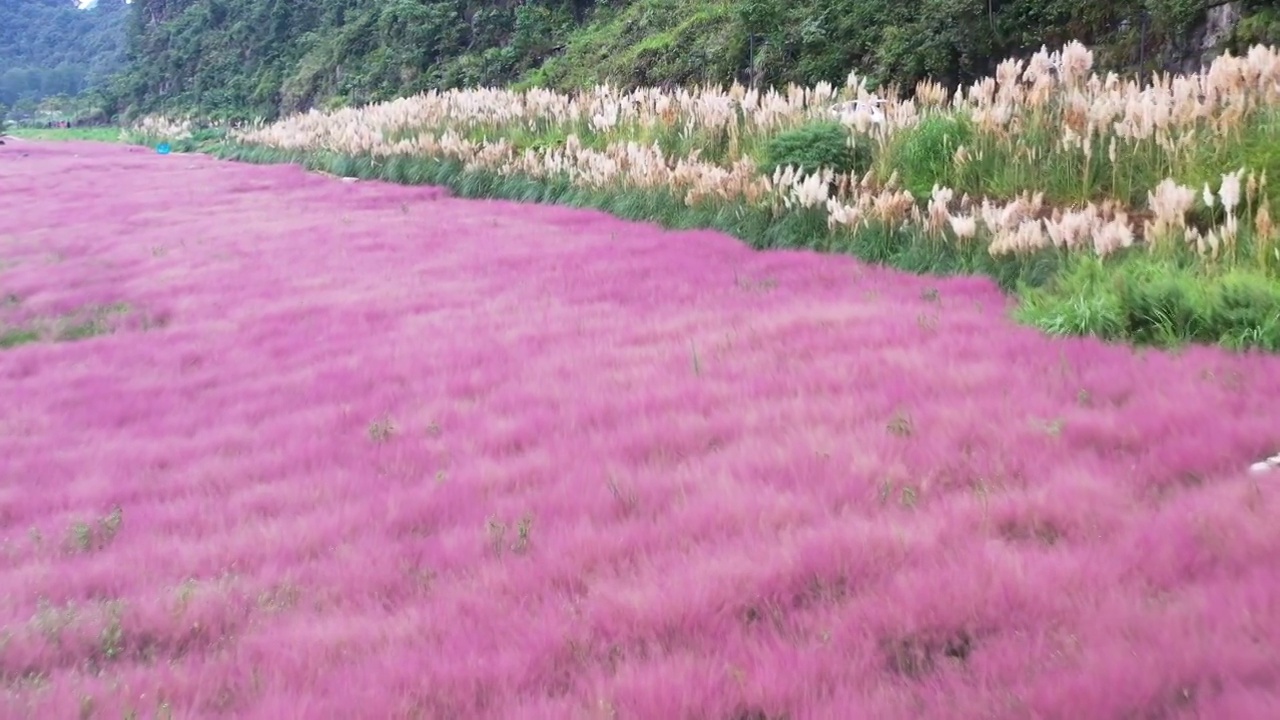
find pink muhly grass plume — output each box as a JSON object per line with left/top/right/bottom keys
{"left": 1, "top": 141, "right": 1279, "bottom": 719}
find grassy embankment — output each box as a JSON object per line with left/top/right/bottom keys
{"left": 4, "top": 127, "right": 126, "bottom": 143}
{"left": 114, "top": 43, "right": 1280, "bottom": 352}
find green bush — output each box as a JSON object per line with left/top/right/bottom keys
{"left": 762, "top": 121, "right": 873, "bottom": 177}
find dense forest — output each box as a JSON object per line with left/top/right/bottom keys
{"left": 107, "top": 0, "right": 1280, "bottom": 121}
{"left": 8, "top": 0, "right": 1279, "bottom": 122}
{"left": 0, "top": 0, "right": 130, "bottom": 114}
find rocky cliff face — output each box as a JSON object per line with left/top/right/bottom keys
{"left": 1173, "top": 1, "right": 1245, "bottom": 72}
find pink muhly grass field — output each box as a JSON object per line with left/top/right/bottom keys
{"left": 2, "top": 141, "right": 1280, "bottom": 719}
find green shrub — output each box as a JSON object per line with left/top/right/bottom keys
{"left": 762, "top": 121, "right": 873, "bottom": 177}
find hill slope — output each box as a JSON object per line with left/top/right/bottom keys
{"left": 0, "top": 0, "right": 130, "bottom": 113}
{"left": 112, "top": 0, "right": 1280, "bottom": 120}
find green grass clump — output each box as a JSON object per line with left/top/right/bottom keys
{"left": 0, "top": 304, "right": 129, "bottom": 350}
{"left": 887, "top": 114, "right": 974, "bottom": 197}
{"left": 0, "top": 328, "right": 40, "bottom": 349}
{"left": 1018, "top": 256, "right": 1280, "bottom": 351}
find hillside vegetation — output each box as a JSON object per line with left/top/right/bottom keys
{"left": 113, "top": 0, "right": 1280, "bottom": 120}
{"left": 0, "top": 0, "right": 129, "bottom": 115}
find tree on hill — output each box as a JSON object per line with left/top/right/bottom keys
{"left": 107, "top": 0, "right": 1280, "bottom": 122}
{"left": 0, "top": 0, "right": 130, "bottom": 116}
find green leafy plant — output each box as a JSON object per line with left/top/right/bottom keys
{"left": 762, "top": 121, "right": 873, "bottom": 177}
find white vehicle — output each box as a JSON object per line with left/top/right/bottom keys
{"left": 829, "top": 98, "right": 886, "bottom": 126}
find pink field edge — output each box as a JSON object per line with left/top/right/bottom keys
{"left": 2, "top": 141, "right": 1280, "bottom": 719}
